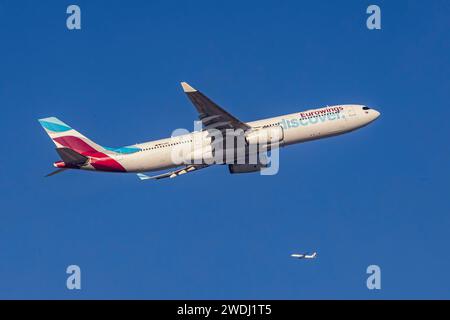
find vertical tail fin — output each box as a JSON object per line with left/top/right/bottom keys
{"left": 38, "top": 117, "right": 106, "bottom": 156}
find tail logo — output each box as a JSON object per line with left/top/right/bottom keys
{"left": 39, "top": 117, "right": 126, "bottom": 173}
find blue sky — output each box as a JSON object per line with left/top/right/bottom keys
{"left": 1, "top": 0, "right": 449, "bottom": 299}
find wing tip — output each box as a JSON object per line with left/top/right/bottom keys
{"left": 137, "top": 173, "right": 150, "bottom": 180}
{"left": 181, "top": 82, "right": 197, "bottom": 93}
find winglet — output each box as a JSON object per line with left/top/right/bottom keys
{"left": 137, "top": 173, "right": 151, "bottom": 180}
{"left": 181, "top": 82, "right": 197, "bottom": 93}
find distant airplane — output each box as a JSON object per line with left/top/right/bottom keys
{"left": 39, "top": 82, "right": 380, "bottom": 179}
{"left": 291, "top": 252, "right": 317, "bottom": 260}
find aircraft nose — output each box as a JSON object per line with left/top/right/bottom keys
{"left": 373, "top": 109, "right": 381, "bottom": 120}
{"left": 363, "top": 106, "right": 380, "bottom": 121}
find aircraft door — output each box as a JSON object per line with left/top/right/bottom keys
{"left": 347, "top": 106, "right": 357, "bottom": 119}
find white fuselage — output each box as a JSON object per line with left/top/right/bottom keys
{"left": 84, "top": 104, "right": 380, "bottom": 173}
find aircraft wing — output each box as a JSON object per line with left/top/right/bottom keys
{"left": 136, "top": 164, "right": 209, "bottom": 180}
{"left": 181, "top": 82, "right": 251, "bottom": 131}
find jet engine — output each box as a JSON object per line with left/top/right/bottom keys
{"left": 228, "top": 163, "right": 267, "bottom": 174}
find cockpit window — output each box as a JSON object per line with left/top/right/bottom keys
{"left": 362, "top": 107, "right": 371, "bottom": 110}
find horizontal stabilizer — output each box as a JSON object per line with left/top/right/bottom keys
{"left": 56, "top": 148, "right": 88, "bottom": 166}
{"left": 45, "top": 168, "right": 68, "bottom": 177}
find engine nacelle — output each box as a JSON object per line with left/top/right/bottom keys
{"left": 228, "top": 164, "right": 267, "bottom": 174}
{"left": 245, "top": 127, "right": 283, "bottom": 146}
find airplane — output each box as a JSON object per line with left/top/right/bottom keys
{"left": 39, "top": 82, "right": 380, "bottom": 179}
{"left": 291, "top": 252, "right": 317, "bottom": 260}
